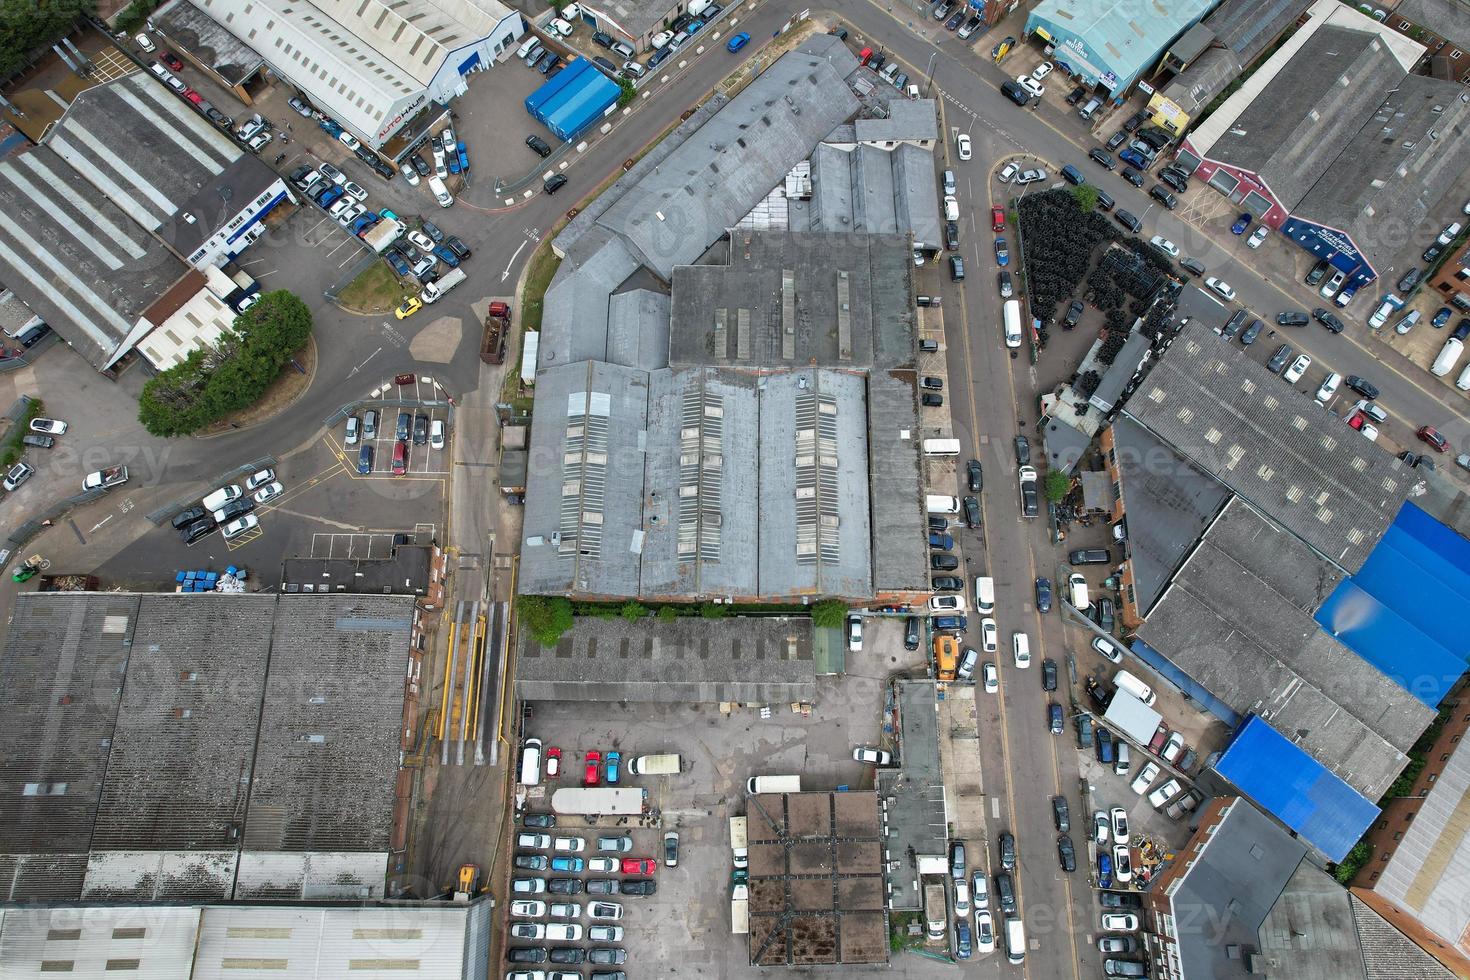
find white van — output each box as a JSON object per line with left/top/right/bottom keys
{"left": 1431, "top": 337, "right": 1464, "bottom": 377}
{"left": 926, "top": 495, "right": 961, "bottom": 514}
{"left": 747, "top": 774, "right": 802, "bottom": 794}
{"left": 1005, "top": 916, "right": 1025, "bottom": 964}
{"left": 1002, "top": 299, "right": 1023, "bottom": 348}
{"left": 923, "top": 438, "right": 961, "bottom": 456}
{"left": 688, "top": 0, "right": 713, "bottom": 15}
{"left": 428, "top": 174, "right": 454, "bottom": 207}
{"left": 1068, "top": 573, "right": 1089, "bottom": 611}
{"left": 520, "top": 737, "right": 543, "bottom": 786}
{"left": 516, "top": 36, "right": 540, "bottom": 59}
{"left": 1458, "top": 360, "right": 1470, "bottom": 392}
{"left": 1114, "top": 669, "right": 1157, "bottom": 706}
{"left": 974, "top": 576, "right": 995, "bottom": 614}
{"left": 628, "top": 753, "right": 681, "bottom": 775}
{"left": 201, "top": 485, "right": 242, "bottom": 511}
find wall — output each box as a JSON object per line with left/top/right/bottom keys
{"left": 1428, "top": 240, "right": 1470, "bottom": 301}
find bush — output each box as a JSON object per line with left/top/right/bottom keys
{"left": 137, "top": 291, "right": 312, "bottom": 437}
{"left": 0, "top": 397, "right": 45, "bottom": 468}
{"left": 699, "top": 602, "right": 728, "bottom": 619}
{"left": 617, "top": 78, "right": 636, "bottom": 108}
{"left": 114, "top": 0, "right": 161, "bottom": 34}
{"left": 2, "top": 0, "right": 92, "bottom": 79}
{"left": 811, "top": 599, "right": 849, "bottom": 630}
{"left": 1044, "top": 469, "right": 1069, "bottom": 503}
{"left": 656, "top": 605, "right": 679, "bottom": 623}
{"left": 1070, "top": 184, "right": 1100, "bottom": 212}
{"left": 619, "top": 600, "right": 648, "bottom": 623}
{"left": 1331, "top": 840, "right": 1371, "bottom": 884}
{"left": 519, "top": 595, "right": 574, "bottom": 647}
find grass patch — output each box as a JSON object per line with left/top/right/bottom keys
{"left": 1, "top": 398, "right": 45, "bottom": 468}
{"left": 519, "top": 242, "right": 562, "bottom": 335}
{"left": 337, "top": 262, "right": 406, "bottom": 314}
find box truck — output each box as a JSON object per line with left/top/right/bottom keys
{"left": 628, "top": 753, "right": 681, "bottom": 775}
{"left": 746, "top": 774, "right": 801, "bottom": 794}
{"left": 729, "top": 816, "right": 749, "bottom": 869}
{"left": 923, "top": 878, "right": 948, "bottom": 939}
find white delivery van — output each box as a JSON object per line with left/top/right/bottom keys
{"left": 201, "top": 485, "right": 242, "bottom": 511}
{"left": 1458, "top": 360, "right": 1470, "bottom": 392}
{"left": 628, "top": 753, "right": 681, "bottom": 775}
{"left": 422, "top": 266, "right": 466, "bottom": 303}
{"left": 1431, "top": 337, "right": 1464, "bottom": 377}
{"left": 926, "top": 495, "right": 961, "bottom": 514}
{"left": 520, "top": 737, "right": 543, "bottom": 786}
{"left": 516, "top": 37, "right": 539, "bottom": 59}
{"left": 1113, "top": 669, "right": 1158, "bottom": 706}
{"left": 1003, "top": 299, "right": 1023, "bottom": 348}
{"left": 1005, "top": 916, "right": 1025, "bottom": 963}
{"left": 747, "top": 774, "right": 802, "bottom": 794}
{"left": 688, "top": 0, "right": 713, "bottom": 15}
{"left": 922, "top": 438, "right": 961, "bottom": 456}
{"left": 974, "top": 576, "right": 995, "bottom": 614}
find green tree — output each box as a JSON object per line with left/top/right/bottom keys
{"left": 811, "top": 599, "right": 849, "bottom": 630}
{"left": 655, "top": 605, "right": 679, "bottom": 623}
{"left": 1070, "top": 183, "right": 1100, "bottom": 213}
{"left": 519, "top": 595, "right": 574, "bottom": 647}
{"left": 0, "top": 0, "right": 93, "bottom": 79}
{"left": 699, "top": 601, "right": 728, "bottom": 620}
{"left": 617, "top": 78, "right": 636, "bottom": 108}
{"left": 1044, "top": 469, "right": 1070, "bottom": 503}
{"left": 619, "top": 600, "right": 648, "bottom": 623}
{"left": 1330, "top": 840, "right": 1371, "bottom": 884}
{"left": 114, "top": 0, "right": 162, "bottom": 34}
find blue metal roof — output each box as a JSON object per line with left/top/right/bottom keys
{"left": 1315, "top": 501, "right": 1470, "bottom": 708}
{"left": 1213, "top": 716, "right": 1379, "bottom": 863}
{"left": 1026, "top": 0, "right": 1218, "bottom": 92}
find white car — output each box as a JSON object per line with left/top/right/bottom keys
{"left": 1149, "top": 236, "right": 1179, "bottom": 257}
{"left": 590, "top": 925, "right": 624, "bottom": 942}
{"left": 430, "top": 419, "right": 446, "bottom": 450}
{"left": 245, "top": 469, "right": 275, "bottom": 490}
{"left": 552, "top": 836, "right": 585, "bottom": 852}
{"left": 510, "top": 900, "right": 546, "bottom": 917}
{"left": 847, "top": 615, "right": 863, "bottom": 651}
{"left": 957, "top": 647, "right": 979, "bottom": 681}
{"left": 407, "top": 230, "right": 436, "bottom": 252}
{"left": 975, "top": 909, "right": 995, "bottom": 954}
{"left": 1130, "top": 761, "right": 1160, "bottom": 794}
{"left": 1017, "top": 75, "right": 1044, "bottom": 98}
{"left": 1102, "top": 912, "right": 1140, "bottom": 931}
{"left": 1149, "top": 778, "right": 1182, "bottom": 809}
{"left": 400, "top": 163, "right": 421, "bottom": 186}
{"left": 549, "top": 15, "right": 573, "bottom": 34}
{"left": 944, "top": 195, "right": 960, "bottom": 222}
{"left": 588, "top": 857, "right": 617, "bottom": 873}
{"left": 509, "top": 922, "right": 545, "bottom": 940}
{"left": 1283, "top": 353, "right": 1311, "bottom": 383}
{"left": 853, "top": 746, "right": 891, "bottom": 765}
{"left": 1314, "top": 371, "right": 1341, "bottom": 406}
{"left": 549, "top": 902, "right": 581, "bottom": 918}
{"left": 1161, "top": 731, "right": 1186, "bottom": 764}
{"left": 246, "top": 131, "right": 271, "bottom": 153}
{"left": 650, "top": 30, "right": 675, "bottom": 48}
{"left": 587, "top": 901, "right": 623, "bottom": 920}
{"left": 252, "top": 482, "right": 283, "bottom": 504}
{"left": 342, "top": 180, "right": 368, "bottom": 202}
{"left": 518, "top": 833, "right": 552, "bottom": 850}
{"left": 982, "top": 662, "right": 999, "bottom": 693}
{"left": 1012, "top": 631, "right": 1031, "bottom": 668}
{"left": 222, "top": 514, "right": 259, "bottom": 539}
{"left": 335, "top": 203, "right": 365, "bottom": 227}
{"left": 929, "top": 594, "right": 966, "bottom": 613}
{"left": 328, "top": 197, "right": 355, "bottom": 219}
{"left": 1359, "top": 422, "right": 1380, "bottom": 442}
{"left": 953, "top": 879, "right": 971, "bottom": 917}
{"left": 1353, "top": 399, "right": 1388, "bottom": 424}
{"left": 135, "top": 33, "right": 155, "bottom": 52}
{"left": 997, "top": 161, "right": 1017, "bottom": 183}
{"left": 1247, "top": 226, "right": 1268, "bottom": 249}
{"left": 338, "top": 130, "right": 361, "bottom": 150}
{"left": 1204, "top": 277, "right": 1235, "bottom": 301}
{"left": 1110, "top": 806, "right": 1129, "bottom": 844}
{"left": 30, "top": 418, "right": 68, "bottom": 434}
{"left": 1092, "top": 636, "right": 1124, "bottom": 663}
{"left": 546, "top": 923, "right": 582, "bottom": 941}
{"left": 1092, "top": 810, "right": 1110, "bottom": 846}
{"left": 957, "top": 133, "right": 972, "bottom": 161}
{"left": 980, "top": 618, "right": 998, "bottom": 653}
{"left": 512, "top": 878, "right": 546, "bottom": 894}
{"left": 1368, "top": 299, "right": 1397, "bottom": 328}
{"left": 1032, "top": 61, "right": 1053, "bottom": 80}
{"left": 1113, "top": 844, "right": 1133, "bottom": 882}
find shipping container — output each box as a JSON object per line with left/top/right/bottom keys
{"left": 542, "top": 70, "right": 621, "bottom": 142}
{"left": 525, "top": 57, "right": 591, "bottom": 116}
{"left": 550, "top": 786, "right": 646, "bottom": 814}
{"left": 532, "top": 57, "right": 595, "bottom": 123}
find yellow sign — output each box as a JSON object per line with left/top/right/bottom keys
{"left": 1034, "top": 27, "right": 1052, "bottom": 42}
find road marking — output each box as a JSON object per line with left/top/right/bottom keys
{"left": 348, "top": 347, "right": 383, "bottom": 377}
{"left": 502, "top": 239, "right": 529, "bottom": 281}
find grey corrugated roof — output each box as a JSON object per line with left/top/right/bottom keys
{"left": 515, "top": 616, "right": 815, "bottom": 703}
{"left": 1350, "top": 895, "right": 1458, "bottom": 980}
{"left": 1166, "top": 797, "right": 1307, "bottom": 979}
{"left": 867, "top": 374, "right": 929, "bottom": 594}
{"left": 1203, "top": 26, "right": 1395, "bottom": 209}
{"left": 1159, "top": 47, "right": 1245, "bottom": 115}
{"left": 1169, "top": 22, "right": 1217, "bottom": 64}
{"left": 1042, "top": 416, "right": 1093, "bottom": 474}
{"left": 1139, "top": 502, "right": 1428, "bottom": 799}
{"left": 1124, "top": 319, "right": 1409, "bottom": 573}
{"left": 808, "top": 144, "right": 943, "bottom": 250}
{"left": 594, "top": 46, "right": 860, "bottom": 278}
{"left": 892, "top": 143, "right": 942, "bottom": 251}
{"left": 152, "top": 0, "right": 269, "bottom": 86}
{"left": 1204, "top": 0, "right": 1313, "bottom": 61}
{"left": 538, "top": 229, "right": 645, "bottom": 371}
{"left": 1087, "top": 332, "right": 1152, "bottom": 413}
{"left": 853, "top": 98, "right": 939, "bottom": 144}
{"left": 1110, "top": 415, "right": 1231, "bottom": 616}
{"left": 605, "top": 288, "right": 670, "bottom": 370}
{"left": 1294, "top": 73, "right": 1470, "bottom": 272}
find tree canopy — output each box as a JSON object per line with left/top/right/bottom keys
{"left": 0, "top": 0, "right": 92, "bottom": 80}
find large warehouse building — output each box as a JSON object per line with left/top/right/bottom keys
{"left": 1025, "top": 0, "right": 1219, "bottom": 100}
{"left": 188, "top": 0, "right": 524, "bottom": 150}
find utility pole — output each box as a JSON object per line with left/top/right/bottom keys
{"left": 924, "top": 51, "right": 938, "bottom": 98}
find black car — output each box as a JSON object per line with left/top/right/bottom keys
{"left": 21, "top": 434, "right": 53, "bottom": 449}
{"left": 946, "top": 220, "right": 961, "bottom": 251}
{"left": 921, "top": 393, "right": 943, "bottom": 407}
{"left": 949, "top": 255, "right": 965, "bottom": 281}
{"left": 180, "top": 517, "right": 217, "bottom": 545}
{"left": 585, "top": 878, "right": 619, "bottom": 894}
{"left": 967, "top": 459, "right": 983, "bottom": 492}
{"left": 590, "top": 948, "right": 627, "bottom": 966}
{"left": 507, "top": 946, "right": 548, "bottom": 963}
{"left": 1107, "top": 130, "right": 1128, "bottom": 151}
{"left": 535, "top": 50, "right": 559, "bottom": 73}
{"left": 205, "top": 107, "right": 233, "bottom": 130}
{"left": 920, "top": 376, "right": 943, "bottom": 390}
{"left": 932, "top": 554, "right": 960, "bottom": 571}
{"left": 1094, "top": 597, "right": 1115, "bottom": 633}
{"left": 445, "top": 236, "right": 471, "bottom": 260}
{"left": 1041, "top": 658, "right": 1058, "bottom": 691}
{"left": 1149, "top": 185, "right": 1177, "bottom": 210}
{"left": 1122, "top": 110, "right": 1145, "bottom": 132}
{"left": 412, "top": 413, "right": 430, "bottom": 445}
{"left": 548, "top": 878, "right": 584, "bottom": 894}
{"left": 1398, "top": 267, "right": 1422, "bottom": 293}
{"left": 1035, "top": 577, "right": 1052, "bottom": 612}
{"left": 172, "top": 505, "right": 209, "bottom": 530}
{"left": 1179, "top": 256, "right": 1205, "bottom": 277}
{"left": 1239, "top": 318, "right": 1264, "bottom": 346}
{"left": 1000, "top": 79, "right": 1029, "bottom": 106}
{"left": 963, "top": 495, "right": 982, "bottom": 529}
{"left": 1305, "top": 259, "right": 1331, "bottom": 287}
{"left": 526, "top": 134, "right": 553, "bottom": 157}
{"left": 215, "top": 497, "right": 254, "bottom": 523}
{"left": 1095, "top": 189, "right": 1115, "bottom": 212}
{"left": 944, "top": 8, "right": 964, "bottom": 28}
{"left": 1157, "top": 169, "right": 1188, "bottom": 194}
{"left": 421, "top": 221, "right": 444, "bottom": 243}
{"left": 1423, "top": 243, "right": 1444, "bottom": 264}
{"left": 1057, "top": 834, "right": 1076, "bottom": 872}
{"left": 1096, "top": 726, "right": 1114, "bottom": 762}
{"left": 1014, "top": 435, "right": 1030, "bottom": 466}
{"left": 411, "top": 153, "right": 431, "bottom": 177}
{"left": 904, "top": 616, "right": 921, "bottom": 651}
{"left": 1052, "top": 795, "right": 1070, "bottom": 832}
{"left": 545, "top": 173, "right": 568, "bottom": 195}
{"left": 1114, "top": 208, "right": 1141, "bottom": 233}
{"left": 1121, "top": 168, "right": 1144, "bottom": 188}
{"left": 594, "top": 55, "right": 617, "bottom": 73}
{"left": 1276, "top": 311, "right": 1309, "bottom": 326}
{"left": 549, "top": 948, "right": 586, "bottom": 965}
{"left": 1099, "top": 890, "right": 1144, "bottom": 909}
{"left": 1346, "top": 375, "right": 1380, "bottom": 399}
{"left": 592, "top": 29, "right": 614, "bottom": 47}
{"left": 1313, "top": 308, "right": 1345, "bottom": 333}
{"left": 1088, "top": 148, "right": 1115, "bottom": 169}
{"left": 289, "top": 165, "right": 314, "bottom": 186}
{"left": 1060, "top": 164, "right": 1085, "bottom": 186}
{"left": 1066, "top": 86, "right": 1086, "bottom": 105}
{"left": 998, "top": 831, "right": 1016, "bottom": 870}
{"left": 523, "top": 812, "right": 556, "bottom": 828}
{"left": 620, "top": 879, "right": 656, "bottom": 895}
{"left": 514, "top": 854, "right": 548, "bottom": 871}
{"left": 1268, "top": 343, "right": 1293, "bottom": 373}
{"left": 1064, "top": 299, "right": 1084, "bottom": 329}
{"left": 1069, "top": 547, "right": 1110, "bottom": 565}
{"left": 995, "top": 872, "right": 1017, "bottom": 913}
{"left": 1220, "top": 309, "right": 1246, "bottom": 339}
{"left": 929, "top": 515, "right": 949, "bottom": 532}
{"left": 933, "top": 575, "right": 964, "bottom": 591}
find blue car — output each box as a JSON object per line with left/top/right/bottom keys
{"left": 551, "top": 856, "right": 585, "bottom": 872}
{"left": 352, "top": 213, "right": 378, "bottom": 235}
{"left": 727, "top": 31, "right": 750, "bottom": 52}
{"left": 1098, "top": 853, "right": 1113, "bottom": 889}
{"left": 434, "top": 244, "right": 460, "bottom": 267}
{"left": 606, "top": 750, "right": 621, "bottom": 784}
{"left": 320, "top": 185, "right": 343, "bottom": 208}
{"left": 955, "top": 919, "right": 972, "bottom": 959}
{"left": 995, "top": 237, "right": 1009, "bottom": 267}
{"left": 357, "top": 445, "right": 373, "bottom": 474}
{"left": 456, "top": 141, "right": 469, "bottom": 173}
{"left": 447, "top": 150, "right": 461, "bottom": 174}
{"left": 933, "top": 615, "right": 968, "bottom": 632}
{"left": 1433, "top": 306, "right": 1452, "bottom": 328}
{"left": 1118, "top": 147, "right": 1147, "bottom": 170}
{"left": 386, "top": 251, "right": 410, "bottom": 276}
{"left": 928, "top": 532, "right": 954, "bottom": 550}
{"left": 685, "top": 19, "right": 704, "bottom": 35}
{"left": 1035, "top": 577, "right": 1052, "bottom": 613}
{"left": 1231, "top": 212, "right": 1251, "bottom": 235}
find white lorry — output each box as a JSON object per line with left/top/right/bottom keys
{"left": 422, "top": 266, "right": 465, "bottom": 303}
{"left": 360, "top": 217, "right": 402, "bottom": 254}
{"left": 729, "top": 816, "right": 748, "bottom": 870}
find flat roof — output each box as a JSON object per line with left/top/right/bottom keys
{"left": 878, "top": 680, "right": 947, "bottom": 911}
{"left": 745, "top": 791, "right": 888, "bottom": 966}
{"left": 867, "top": 375, "right": 929, "bottom": 594}
{"left": 1028, "top": 0, "right": 1215, "bottom": 86}
{"left": 280, "top": 545, "right": 433, "bottom": 595}
{"left": 852, "top": 98, "right": 938, "bottom": 144}
{"left": 0, "top": 593, "right": 415, "bottom": 903}
{"left": 515, "top": 616, "right": 815, "bottom": 703}
{"left": 1123, "top": 319, "right": 1410, "bottom": 573}
{"left": 151, "top": 0, "right": 267, "bottom": 86}
{"left": 1088, "top": 331, "right": 1152, "bottom": 412}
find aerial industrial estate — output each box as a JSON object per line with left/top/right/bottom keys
{"left": 0, "top": 0, "right": 1468, "bottom": 977}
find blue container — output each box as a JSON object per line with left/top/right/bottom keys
{"left": 525, "top": 57, "right": 590, "bottom": 117}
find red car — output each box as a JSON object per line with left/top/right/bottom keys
{"left": 584, "top": 750, "right": 602, "bottom": 786}
{"left": 622, "top": 857, "right": 657, "bottom": 875}
{"left": 1417, "top": 425, "right": 1450, "bottom": 453}
{"left": 1148, "top": 723, "right": 1170, "bottom": 753}
{"left": 991, "top": 206, "right": 1006, "bottom": 232}
{"left": 183, "top": 89, "right": 203, "bottom": 105}
{"left": 545, "top": 746, "right": 562, "bottom": 779}
{"left": 161, "top": 52, "right": 184, "bottom": 71}
{"left": 1347, "top": 412, "right": 1365, "bottom": 431}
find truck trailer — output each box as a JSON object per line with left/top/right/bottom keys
{"left": 729, "top": 816, "right": 748, "bottom": 869}
{"left": 550, "top": 786, "right": 647, "bottom": 815}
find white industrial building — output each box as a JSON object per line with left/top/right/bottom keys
{"left": 191, "top": 0, "right": 524, "bottom": 150}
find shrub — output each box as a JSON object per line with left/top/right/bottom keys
{"left": 811, "top": 599, "right": 849, "bottom": 630}
{"left": 619, "top": 600, "right": 648, "bottom": 623}
{"left": 655, "top": 605, "right": 679, "bottom": 623}
{"left": 519, "top": 595, "right": 574, "bottom": 647}
{"left": 699, "top": 602, "right": 727, "bottom": 619}
{"left": 617, "top": 78, "right": 636, "bottom": 108}
{"left": 1044, "top": 469, "right": 1070, "bottom": 503}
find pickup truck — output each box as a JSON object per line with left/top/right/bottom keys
{"left": 82, "top": 466, "right": 128, "bottom": 491}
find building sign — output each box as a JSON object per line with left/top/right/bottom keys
{"left": 377, "top": 93, "right": 427, "bottom": 142}
{"left": 1137, "top": 79, "right": 1154, "bottom": 95}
